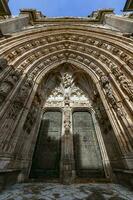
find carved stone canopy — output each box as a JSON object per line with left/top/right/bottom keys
{"left": 42, "top": 63, "right": 96, "bottom": 108}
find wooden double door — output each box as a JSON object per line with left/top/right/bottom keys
{"left": 30, "top": 110, "right": 104, "bottom": 179}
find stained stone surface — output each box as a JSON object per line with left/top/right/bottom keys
{"left": 0, "top": 183, "right": 133, "bottom": 200}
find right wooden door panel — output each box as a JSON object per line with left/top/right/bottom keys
{"left": 73, "top": 111, "right": 104, "bottom": 178}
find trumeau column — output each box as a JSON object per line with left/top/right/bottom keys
{"left": 61, "top": 95, "right": 75, "bottom": 184}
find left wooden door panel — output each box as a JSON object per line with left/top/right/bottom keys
{"left": 30, "top": 111, "right": 62, "bottom": 178}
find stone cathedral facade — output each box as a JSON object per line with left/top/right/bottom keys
{"left": 0, "top": 2, "right": 133, "bottom": 189}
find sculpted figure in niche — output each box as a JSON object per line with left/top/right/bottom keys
{"left": 127, "top": 58, "right": 133, "bottom": 68}
{"left": 8, "top": 71, "right": 20, "bottom": 84}
{"left": 63, "top": 73, "right": 72, "bottom": 88}
{"left": 0, "top": 82, "right": 12, "bottom": 105}
{"left": 0, "top": 82, "right": 12, "bottom": 95}
{"left": 24, "top": 93, "right": 41, "bottom": 134}
{"left": 64, "top": 94, "right": 70, "bottom": 106}
{"left": 97, "top": 69, "right": 117, "bottom": 105}
{"left": 17, "top": 81, "right": 31, "bottom": 104}
{"left": 64, "top": 108, "right": 71, "bottom": 135}
{"left": 64, "top": 120, "right": 71, "bottom": 135}
{"left": 97, "top": 68, "right": 125, "bottom": 116}
{"left": 0, "top": 58, "right": 8, "bottom": 72}
{"left": 104, "top": 81, "right": 117, "bottom": 107}
{"left": 100, "top": 74, "right": 110, "bottom": 87}
{"left": 8, "top": 101, "right": 22, "bottom": 120}
{"left": 0, "top": 71, "right": 21, "bottom": 105}
{"left": 110, "top": 64, "right": 133, "bottom": 100}
{"left": 7, "top": 80, "right": 32, "bottom": 122}
{"left": 103, "top": 80, "right": 125, "bottom": 116}
{"left": 119, "top": 75, "right": 133, "bottom": 100}
{"left": 110, "top": 64, "right": 122, "bottom": 79}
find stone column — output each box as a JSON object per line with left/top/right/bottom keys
{"left": 60, "top": 103, "right": 75, "bottom": 184}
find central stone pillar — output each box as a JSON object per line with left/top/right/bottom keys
{"left": 60, "top": 98, "right": 75, "bottom": 184}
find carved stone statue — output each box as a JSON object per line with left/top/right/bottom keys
{"left": 0, "top": 58, "right": 8, "bottom": 72}
{"left": 0, "top": 70, "right": 21, "bottom": 105}
{"left": 64, "top": 120, "right": 71, "bottom": 135}
{"left": 63, "top": 73, "right": 72, "bottom": 88}
{"left": 0, "top": 81, "right": 12, "bottom": 96}
{"left": 104, "top": 84, "right": 116, "bottom": 106}
{"left": 24, "top": 102, "right": 38, "bottom": 134}
{"left": 109, "top": 63, "right": 133, "bottom": 101}
{"left": 110, "top": 64, "right": 122, "bottom": 79}
{"left": 6, "top": 79, "right": 32, "bottom": 125}
{"left": 119, "top": 75, "right": 133, "bottom": 100}
{"left": 16, "top": 81, "right": 32, "bottom": 104}
{"left": 64, "top": 93, "right": 70, "bottom": 106}
{"left": 96, "top": 69, "right": 125, "bottom": 116}
{"left": 100, "top": 74, "right": 110, "bottom": 87}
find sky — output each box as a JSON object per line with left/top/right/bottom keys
{"left": 9, "top": 0, "right": 126, "bottom": 17}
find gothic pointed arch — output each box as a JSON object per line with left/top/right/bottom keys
{"left": 0, "top": 25, "right": 133, "bottom": 184}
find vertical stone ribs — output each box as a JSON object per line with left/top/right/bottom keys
{"left": 96, "top": 68, "right": 126, "bottom": 117}
{"left": 0, "top": 78, "right": 32, "bottom": 153}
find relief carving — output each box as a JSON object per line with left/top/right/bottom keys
{"left": 110, "top": 63, "right": 122, "bottom": 79}
{"left": 63, "top": 73, "right": 73, "bottom": 88}
{"left": 0, "top": 70, "right": 21, "bottom": 105}
{"left": 0, "top": 82, "right": 12, "bottom": 105}
{"left": 127, "top": 58, "right": 133, "bottom": 68}
{"left": 96, "top": 68, "right": 125, "bottom": 116}
{"left": 112, "top": 47, "right": 120, "bottom": 56}
{"left": 7, "top": 101, "right": 22, "bottom": 120}
{"left": 0, "top": 58, "right": 8, "bottom": 72}
{"left": 16, "top": 80, "right": 32, "bottom": 104}
{"left": 119, "top": 75, "right": 133, "bottom": 101}
{"left": 110, "top": 63, "right": 133, "bottom": 101}
{"left": 64, "top": 118, "right": 71, "bottom": 135}
{"left": 64, "top": 107, "right": 71, "bottom": 142}
{"left": 23, "top": 94, "right": 40, "bottom": 134}
{"left": 0, "top": 78, "right": 33, "bottom": 152}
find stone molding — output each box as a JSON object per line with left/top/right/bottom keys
{"left": 0, "top": 25, "right": 133, "bottom": 181}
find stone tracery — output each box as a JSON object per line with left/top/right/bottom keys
{"left": 43, "top": 65, "right": 93, "bottom": 109}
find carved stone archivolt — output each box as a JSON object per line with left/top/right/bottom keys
{"left": 0, "top": 25, "right": 133, "bottom": 177}
{"left": 1, "top": 32, "right": 132, "bottom": 64}
{"left": 2, "top": 35, "right": 131, "bottom": 108}
{"left": 15, "top": 47, "right": 132, "bottom": 115}
{"left": 119, "top": 75, "right": 133, "bottom": 101}
{"left": 0, "top": 29, "right": 132, "bottom": 114}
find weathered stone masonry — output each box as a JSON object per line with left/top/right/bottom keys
{"left": 0, "top": 8, "right": 133, "bottom": 189}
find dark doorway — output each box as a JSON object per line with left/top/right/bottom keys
{"left": 73, "top": 111, "right": 105, "bottom": 178}
{"left": 30, "top": 111, "right": 62, "bottom": 179}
